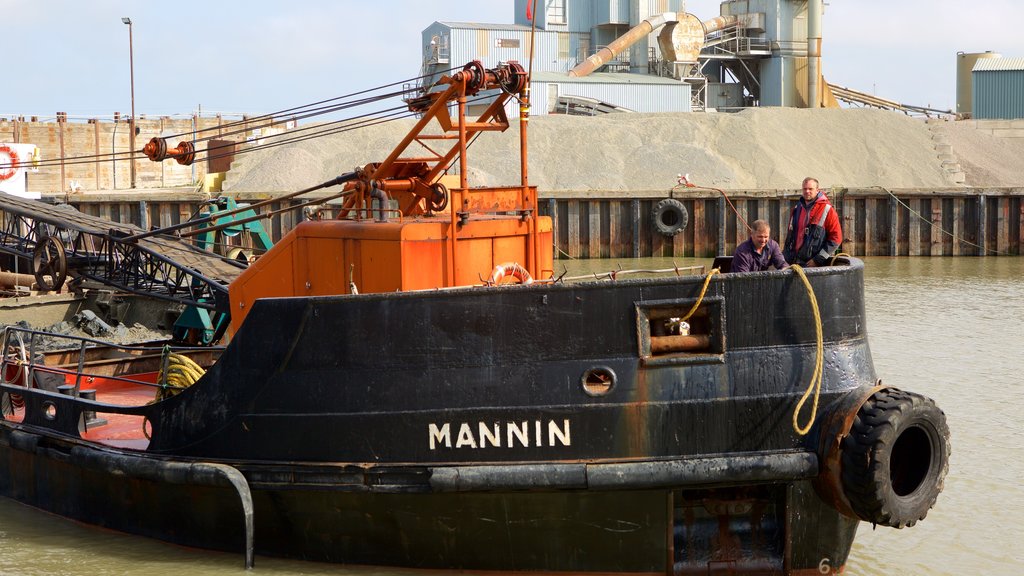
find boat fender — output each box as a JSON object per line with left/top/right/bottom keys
{"left": 488, "top": 262, "right": 533, "bottom": 285}
{"left": 651, "top": 198, "right": 689, "bottom": 237}
{"left": 819, "top": 387, "right": 950, "bottom": 528}
{"left": 0, "top": 145, "right": 19, "bottom": 181}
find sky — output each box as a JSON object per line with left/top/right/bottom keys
{"left": 3, "top": 0, "right": 1023, "bottom": 120}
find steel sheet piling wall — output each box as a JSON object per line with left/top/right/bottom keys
{"left": 56, "top": 189, "right": 1023, "bottom": 260}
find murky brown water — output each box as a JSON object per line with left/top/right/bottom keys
{"left": 1, "top": 257, "right": 1020, "bottom": 575}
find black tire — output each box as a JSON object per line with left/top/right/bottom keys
{"left": 651, "top": 198, "right": 689, "bottom": 237}
{"left": 840, "top": 388, "right": 950, "bottom": 528}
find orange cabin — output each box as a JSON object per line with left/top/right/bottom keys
{"left": 227, "top": 185, "right": 552, "bottom": 336}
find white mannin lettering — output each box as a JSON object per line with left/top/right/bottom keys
{"left": 479, "top": 422, "right": 501, "bottom": 448}
{"left": 429, "top": 423, "right": 451, "bottom": 450}
{"left": 508, "top": 421, "right": 530, "bottom": 448}
{"left": 455, "top": 423, "right": 477, "bottom": 448}
{"left": 548, "top": 418, "right": 571, "bottom": 446}
{"left": 429, "top": 420, "right": 572, "bottom": 450}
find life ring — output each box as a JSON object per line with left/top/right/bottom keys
{"left": 651, "top": 198, "right": 689, "bottom": 237}
{"left": 0, "top": 145, "right": 19, "bottom": 181}
{"left": 488, "top": 262, "right": 533, "bottom": 285}
{"left": 838, "top": 388, "right": 950, "bottom": 528}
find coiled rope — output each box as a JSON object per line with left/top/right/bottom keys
{"left": 155, "top": 346, "right": 206, "bottom": 402}
{"left": 790, "top": 264, "right": 824, "bottom": 436}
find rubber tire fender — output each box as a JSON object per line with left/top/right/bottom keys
{"left": 840, "top": 388, "right": 950, "bottom": 528}
{"left": 651, "top": 198, "right": 689, "bottom": 237}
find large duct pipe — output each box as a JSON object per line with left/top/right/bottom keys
{"left": 808, "top": 0, "right": 822, "bottom": 108}
{"left": 569, "top": 12, "right": 739, "bottom": 78}
{"left": 702, "top": 15, "right": 739, "bottom": 35}
{"left": 569, "top": 12, "right": 681, "bottom": 77}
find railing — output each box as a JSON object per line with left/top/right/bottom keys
{"left": 0, "top": 327, "right": 221, "bottom": 432}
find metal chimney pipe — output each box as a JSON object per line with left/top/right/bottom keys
{"left": 807, "top": 0, "right": 822, "bottom": 108}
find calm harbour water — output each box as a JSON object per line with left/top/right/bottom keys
{"left": 0, "top": 256, "right": 1021, "bottom": 575}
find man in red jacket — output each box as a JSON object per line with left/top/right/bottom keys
{"left": 783, "top": 177, "right": 843, "bottom": 267}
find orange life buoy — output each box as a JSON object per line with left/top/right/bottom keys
{"left": 488, "top": 262, "right": 533, "bottom": 285}
{"left": 0, "top": 145, "right": 19, "bottom": 181}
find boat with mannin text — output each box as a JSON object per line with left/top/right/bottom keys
{"left": 0, "top": 60, "right": 950, "bottom": 574}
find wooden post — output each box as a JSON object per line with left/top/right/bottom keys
{"left": 1019, "top": 198, "right": 1024, "bottom": 256}
{"left": 908, "top": 198, "right": 922, "bottom": 256}
{"left": 977, "top": 195, "right": 987, "bottom": 256}
{"left": 996, "top": 196, "right": 1009, "bottom": 255}
{"left": 93, "top": 120, "right": 101, "bottom": 190}
{"left": 888, "top": 194, "right": 898, "bottom": 256}
{"left": 631, "top": 199, "right": 640, "bottom": 259}
{"left": 951, "top": 198, "right": 963, "bottom": 256}
{"left": 548, "top": 198, "right": 559, "bottom": 260}
{"left": 608, "top": 200, "right": 620, "bottom": 258}
{"left": 567, "top": 200, "right": 580, "bottom": 259}
{"left": 139, "top": 200, "right": 149, "bottom": 230}
{"left": 673, "top": 204, "right": 686, "bottom": 256}
{"left": 716, "top": 195, "right": 726, "bottom": 257}
{"left": 588, "top": 200, "right": 601, "bottom": 258}
{"left": 693, "top": 199, "right": 706, "bottom": 257}
{"left": 841, "top": 197, "right": 855, "bottom": 256}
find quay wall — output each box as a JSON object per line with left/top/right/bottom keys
{"left": 51, "top": 187, "right": 1024, "bottom": 258}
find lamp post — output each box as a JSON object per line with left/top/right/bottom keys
{"left": 122, "top": 17, "right": 136, "bottom": 189}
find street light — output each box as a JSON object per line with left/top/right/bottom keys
{"left": 122, "top": 17, "right": 136, "bottom": 189}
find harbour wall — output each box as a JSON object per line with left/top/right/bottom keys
{"left": 50, "top": 187, "right": 1024, "bottom": 258}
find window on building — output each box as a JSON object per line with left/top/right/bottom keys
{"left": 548, "top": 0, "right": 566, "bottom": 25}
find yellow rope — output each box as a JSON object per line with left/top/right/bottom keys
{"left": 155, "top": 349, "right": 206, "bottom": 402}
{"left": 790, "top": 264, "right": 824, "bottom": 436}
{"left": 680, "top": 268, "right": 720, "bottom": 322}
{"left": 829, "top": 251, "right": 852, "bottom": 266}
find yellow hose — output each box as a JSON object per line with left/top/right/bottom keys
{"left": 790, "top": 264, "right": 823, "bottom": 436}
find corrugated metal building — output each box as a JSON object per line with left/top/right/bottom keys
{"left": 972, "top": 57, "right": 1024, "bottom": 119}
{"left": 420, "top": 20, "right": 693, "bottom": 117}
{"left": 531, "top": 71, "right": 691, "bottom": 115}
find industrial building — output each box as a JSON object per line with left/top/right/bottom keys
{"left": 422, "top": 0, "right": 1024, "bottom": 122}
{"left": 970, "top": 57, "right": 1024, "bottom": 120}
{"left": 419, "top": 0, "right": 833, "bottom": 116}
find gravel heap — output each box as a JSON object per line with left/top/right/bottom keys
{"left": 224, "top": 107, "right": 1022, "bottom": 193}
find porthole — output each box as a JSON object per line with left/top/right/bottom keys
{"left": 581, "top": 366, "right": 616, "bottom": 396}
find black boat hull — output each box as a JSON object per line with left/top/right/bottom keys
{"left": 2, "top": 260, "right": 937, "bottom": 573}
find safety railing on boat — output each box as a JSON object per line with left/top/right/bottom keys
{"left": 0, "top": 326, "right": 221, "bottom": 421}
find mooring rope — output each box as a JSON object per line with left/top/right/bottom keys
{"left": 680, "top": 267, "right": 721, "bottom": 322}
{"left": 790, "top": 264, "right": 824, "bottom": 436}
{"left": 155, "top": 346, "right": 206, "bottom": 403}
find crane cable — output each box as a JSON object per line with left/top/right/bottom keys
{"left": 10, "top": 91, "right": 496, "bottom": 172}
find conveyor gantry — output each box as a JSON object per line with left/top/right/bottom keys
{"left": 0, "top": 192, "right": 243, "bottom": 312}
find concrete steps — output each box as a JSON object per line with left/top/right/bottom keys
{"left": 925, "top": 119, "right": 966, "bottom": 185}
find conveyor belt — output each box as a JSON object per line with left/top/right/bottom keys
{"left": 0, "top": 192, "right": 243, "bottom": 311}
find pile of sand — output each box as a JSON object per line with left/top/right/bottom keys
{"left": 223, "top": 107, "right": 1021, "bottom": 193}
{"left": 932, "top": 121, "right": 1024, "bottom": 188}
